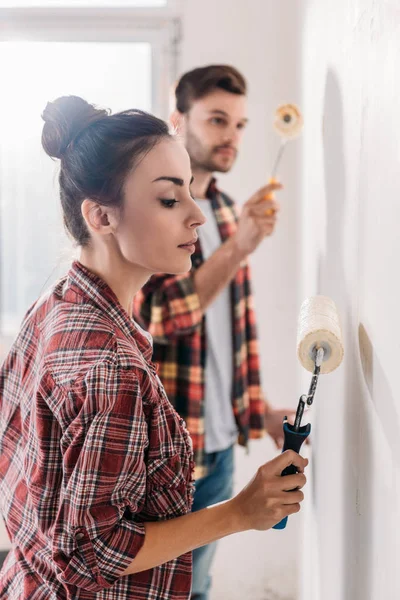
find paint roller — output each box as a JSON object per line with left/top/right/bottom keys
{"left": 273, "top": 295, "right": 344, "bottom": 530}
{"left": 264, "top": 104, "right": 304, "bottom": 214}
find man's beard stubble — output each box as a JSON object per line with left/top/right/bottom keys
{"left": 185, "top": 128, "right": 237, "bottom": 174}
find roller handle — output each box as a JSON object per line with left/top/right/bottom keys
{"left": 272, "top": 420, "right": 311, "bottom": 530}
{"left": 264, "top": 176, "right": 278, "bottom": 201}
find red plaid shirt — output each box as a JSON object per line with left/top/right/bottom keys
{"left": 0, "top": 262, "right": 195, "bottom": 599}
{"left": 134, "top": 180, "right": 266, "bottom": 478}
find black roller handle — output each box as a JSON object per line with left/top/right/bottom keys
{"left": 272, "top": 419, "right": 311, "bottom": 530}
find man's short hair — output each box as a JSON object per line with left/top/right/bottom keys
{"left": 175, "top": 65, "right": 247, "bottom": 114}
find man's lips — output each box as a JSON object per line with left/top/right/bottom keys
{"left": 215, "top": 146, "right": 237, "bottom": 157}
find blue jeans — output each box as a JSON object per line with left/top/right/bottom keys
{"left": 191, "top": 445, "right": 235, "bottom": 600}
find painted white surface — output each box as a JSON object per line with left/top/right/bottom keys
{"left": 300, "top": 2, "right": 400, "bottom": 600}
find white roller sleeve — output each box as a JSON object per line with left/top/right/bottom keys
{"left": 297, "top": 296, "right": 344, "bottom": 374}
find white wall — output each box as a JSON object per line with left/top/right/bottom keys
{"left": 181, "top": 2, "right": 305, "bottom": 598}
{"left": 300, "top": 2, "right": 400, "bottom": 599}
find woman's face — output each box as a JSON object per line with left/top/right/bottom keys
{"left": 115, "top": 138, "right": 205, "bottom": 275}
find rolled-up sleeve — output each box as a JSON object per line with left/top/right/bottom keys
{"left": 133, "top": 272, "right": 203, "bottom": 343}
{"left": 52, "top": 362, "right": 148, "bottom": 592}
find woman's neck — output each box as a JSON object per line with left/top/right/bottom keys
{"left": 79, "top": 245, "right": 150, "bottom": 316}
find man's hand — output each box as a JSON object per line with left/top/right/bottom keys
{"left": 232, "top": 181, "right": 282, "bottom": 259}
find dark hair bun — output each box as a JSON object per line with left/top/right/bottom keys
{"left": 41, "top": 95, "right": 108, "bottom": 159}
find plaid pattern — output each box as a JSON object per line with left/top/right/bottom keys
{"left": 0, "top": 262, "right": 195, "bottom": 599}
{"left": 134, "top": 180, "right": 266, "bottom": 478}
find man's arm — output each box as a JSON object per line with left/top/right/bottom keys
{"left": 193, "top": 235, "right": 245, "bottom": 310}
{"left": 194, "top": 182, "right": 281, "bottom": 310}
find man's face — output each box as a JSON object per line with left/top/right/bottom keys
{"left": 180, "top": 89, "right": 248, "bottom": 173}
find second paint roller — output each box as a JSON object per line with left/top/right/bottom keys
{"left": 264, "top": 104, "right": 304, "bottom": 211}
{"left": 273, "top": 295, "right": 344, "bottom": 530}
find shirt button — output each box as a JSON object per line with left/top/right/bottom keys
{"left": 76, "top": 532, "right": 85, "bottom": 541}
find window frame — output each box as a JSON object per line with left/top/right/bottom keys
{"left": 0, "top": 2, "right": 182, "bottom": 350}
{"left": 0, "top": 3, "right": 182, "bottom": 118}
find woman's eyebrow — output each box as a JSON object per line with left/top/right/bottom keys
{"left": 152, "top": 176, "right": 183, "bottom": 186}
{"left": 152, "top": 176, "right": 194, "bottom": 186}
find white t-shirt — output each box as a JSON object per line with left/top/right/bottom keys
{"left": 196, "top": 199, "right": 238, "bottom": 453}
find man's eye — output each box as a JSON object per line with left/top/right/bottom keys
{"left": 160, "top": 198, "right": 179, "bottom": 208}
{"left": 210, "top": 117, "right": 225, "bottom": 126}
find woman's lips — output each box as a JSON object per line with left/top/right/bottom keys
{"left": 178, "top": 238, "right": 197, "bottom": 253}
{"left": 179, "top": 244, "right": 196, "bottom": 253}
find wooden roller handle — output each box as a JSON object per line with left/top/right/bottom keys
{"left": 264, "top": 177, "right": 278, "bottom": 216}
{"left": 264, "top": 176, "right": 278, "bottom": 200}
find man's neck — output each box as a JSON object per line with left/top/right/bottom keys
{"left": 190, "top": 168, "right": 214, "bottom": 199}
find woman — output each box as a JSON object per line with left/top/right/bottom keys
{"left": 0, "top": 96, "right": 307, "bottom": 599}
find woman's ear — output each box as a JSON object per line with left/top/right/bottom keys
{"left": 81, "top": 199, "right": 119, "bottom": 236}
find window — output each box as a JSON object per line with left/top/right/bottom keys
{"left": 0, "top": 4, "right": 180, "bottom": 353}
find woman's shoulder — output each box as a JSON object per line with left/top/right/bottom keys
{"left": 40, "top": 303, "right": 155, "bottom": 391}
{"left": 5, "top": 276, "right": 156, "bottom": 397}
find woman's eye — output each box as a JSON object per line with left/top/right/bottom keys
{"left": 160, "top": 198, "right": 179, "bottom": 208}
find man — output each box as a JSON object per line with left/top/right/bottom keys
{"left": 133, "top": 65, "right": 294, "bottom": 600}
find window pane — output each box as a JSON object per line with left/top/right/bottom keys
{"left": 0, "top": 41, "right": 152, "bottom": 344}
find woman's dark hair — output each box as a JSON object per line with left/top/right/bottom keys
{"left": 41, "top": 95, "right": 171, "bottom": 245}
{"left": 175, "top": 65, "right": 247, "bottom": 114}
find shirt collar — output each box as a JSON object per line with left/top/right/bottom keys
{"left": 65, "top": 261, "right": 154, "bottom": 363}
{"left": 206, "top": 177, "right": 219, "bottom": 199}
